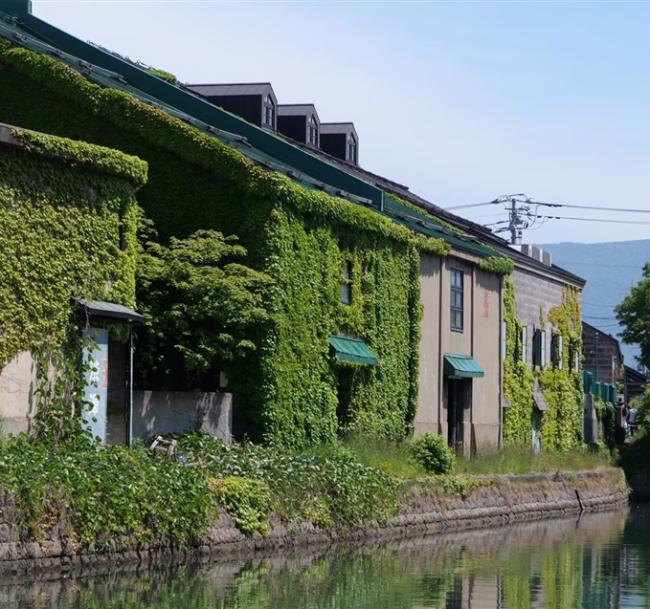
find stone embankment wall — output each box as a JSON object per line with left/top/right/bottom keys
{"left": 0, "top": 468, "right": 628, "bottom": 578}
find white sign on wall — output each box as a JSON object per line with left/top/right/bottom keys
{"left": 82, "top": 327, "right": 109, "bottom": 445}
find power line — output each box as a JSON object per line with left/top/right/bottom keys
{"left": 446, "top": 198, "right": 650, "bottom": 214}
{"left": 552, "top": 261, "right": 643, "bottom": 269}
{"left": 447, "top": 193, "right": 650, "bottom": 244}
{"left": 445, "top": 200, "right": 501, "bottom": 211}
{"left": 538, "top": 214, "right": 650, "bottom": 225}
{"left": 534, "top": 201, "right": 650, "bottom": 214}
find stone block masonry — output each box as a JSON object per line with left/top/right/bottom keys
{"left": 0, "top": 468, "right": 628, "bottom": 578}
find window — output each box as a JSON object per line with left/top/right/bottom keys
{"left": 521, "top": 326, "right": 528, "bottom": 364}
{"left": 569, "top": 339, "right": 580, "bottom": 371}
{"left": 307, "top": 115, "right": 318, "bottom": 146}
{"left": 450, "top": 270, "right": 463, "bottom": 332}
{"left": 263, "top": 95, "right": 275, "bottom": 128}
{"left": 347, "top": 133, "right": 357, "bottom": 163}
{"left": 533, "top": 329, "right": 547, "bottom": 368}
{"left": 552, "top": 334, "right": 564, "bottom": 369}
{"left": 340, "top": 260, "right": 352, "bottom": 305}
{"left": 502, "top": 321, "right": 507, "bottom": 361}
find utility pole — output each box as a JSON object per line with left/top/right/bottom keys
{"left": 488, "top": 194, "right": 535, "bottom": 244}
{"left": 509, "top": 197, "right": 518, "bottom": 245}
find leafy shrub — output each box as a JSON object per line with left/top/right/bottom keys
{"left": 408, "top": 433, "right": 455, "bottom": 474}
{"left": 209, "top": 476, "right": 271, "bottom": 535}
{"left": 177, "top": 434, "right": 399, "bottom": 527}
{"left": 0, "top": 436, "right": 213, "bottom": 547}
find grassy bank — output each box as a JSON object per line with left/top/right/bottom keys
{"left": 345, "top": 438, "right": 612, "bottom": 477}
{"left": 0, "top": 432, "right": 614, "bottom": 548}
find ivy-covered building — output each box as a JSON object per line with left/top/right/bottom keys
{"left": 0, "top": 122, "right": 147, "bottom": 437}
{"left": 0, "top": 1, "right": 587, "bottom": 453}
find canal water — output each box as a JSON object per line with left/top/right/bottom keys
{"left": 2, "top": 505, "right": 649, "bottom": 609}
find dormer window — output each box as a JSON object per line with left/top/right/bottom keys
{"left": 263, "top": 95, "right": 275, "bottom": 128}
{"left": 307, "top": 115, "right": 318, "bottom": 146}
{"left": 347, "top": 133, "right": 357, "bottom": 163}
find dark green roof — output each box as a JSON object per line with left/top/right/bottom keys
{"left": 443, "top": 354, "right": 485, "bottom": 379}
{"left": 329, "top": 335, "right": 379, "bottom": 366}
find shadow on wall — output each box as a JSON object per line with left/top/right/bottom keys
{"left": 131, "top": 391, "right": 232, "bottom": 442}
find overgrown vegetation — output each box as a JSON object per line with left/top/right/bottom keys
{"left": 135, "top": 214, "right": 272, "bottom": 391}
{"left": 0, "top": 434, "right": 213, "bottom": 547}
{"left": 502, "top": 277, "right": 535, "bottom": 445}
{"left": 177, "top": 434, "right": 400, "bottom": 529}
{"left": 0, "top": 38, "right": 436, "bottom": 448}
{"left": 0, "top": 127, "right": 145, "bottom": 369}
{"left": 408, "top": 432, "right": 455, "bottom": 474}
{"left": 479, "top": 255, "right": 515, "bottom": 276}
{"left": 454, "top": 446, "right": 611, "bottom": 475}
{"left": 502, "top": 278, "right": 584, "bottom": 451}
{"left": 540, "top": 287, "right": 584, "bottom": 451}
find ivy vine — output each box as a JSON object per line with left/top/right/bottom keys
{"left": 502, "top": 280, "right": 584, "bottom": 451}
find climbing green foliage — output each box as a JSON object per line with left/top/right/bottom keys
{"left": 135, "top": 214, "right": 272, "bottom": 391}
{"left": 260, "top": 205, "right": 422, "bottom": 446}
{"left": 503, "top": 280, "right": 584, "bottom": 451}
{"left": 479, "top": 256, "right": 515, "bottom": 276}
{"left": 0, "top": 126, "right": 143, "bottom": 371}
{"left": 0, "top": 39, "right": 430, "bottom": 448}
{"left": 502, "top": 278, "right": 535, "bottom": 445}
{"left": 593, "top": 396, "right": 616, "bottom": 446}
{"left": 540, "top": 287, "right": 584, "bottom": 451}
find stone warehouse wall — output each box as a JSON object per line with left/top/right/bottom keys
{"left": 0, "top": 468, "right": 628, "bottom": 577}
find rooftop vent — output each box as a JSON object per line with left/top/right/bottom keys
{"left": 186, "top": 82, "right": 278, "bottom": 130}
{"left": 320, "top": 122, "right": 358, "bottom": 166}
{"left": 511, "top": 244, "right": 553, "bottom": 266}
{"left": 277, "top": 104, "right": 320, "bottom": 148}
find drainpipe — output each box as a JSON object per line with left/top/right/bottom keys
{"left": 128, "top": 332, "right": 134, "bottom": 447}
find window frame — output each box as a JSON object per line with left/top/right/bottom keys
{"left": 533, "top": 328, "right": 547, "bottom": 368}
{"left": 263, "top": 95, "right": 275, "bottom": 128}
{"left": 521, "top": 326, "right": 528, "bottom": 364}
{"left": 307, "top": 115, "right": 318, "bottom": 146}
{"left": 450, "top": 269, "right": 464, "bottom": 332}
{"left": 347, "top": 133, "right": 357, "bottom": 163}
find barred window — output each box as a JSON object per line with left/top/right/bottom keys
{"left": 450, "top": 270, "right": 463, "bottom": 332}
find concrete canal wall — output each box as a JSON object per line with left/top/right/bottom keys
{"left": 0, "top": 467, "right": 629, "bottom": 577}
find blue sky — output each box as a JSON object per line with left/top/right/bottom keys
{"left": 32, "top": 1, "right": 650, "bottom": 244}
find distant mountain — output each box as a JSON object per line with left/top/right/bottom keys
{"left": 536, "top": 239, "right": 650, "bottom": 368}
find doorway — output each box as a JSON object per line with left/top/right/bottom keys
{"left": 447, "top": 378, "right": 469, "bottom": 453}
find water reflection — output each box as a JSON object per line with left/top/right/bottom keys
{"left": 4, "top": 505, "right": 650, "bottom": 609}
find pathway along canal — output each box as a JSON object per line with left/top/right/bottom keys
{"left": 2, "top": 505, "right": 649, "bottom": 609}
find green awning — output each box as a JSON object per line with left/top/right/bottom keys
{"left": 443, "top": 354, "right": 485, "bottom": 379}
{"left": 329, "top": 335, "right": 379, "bottom": 366}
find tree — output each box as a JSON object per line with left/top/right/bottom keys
{"left": 135, "top": 214, "right": 272, "bottom": 391}
{"left": 616, "top": 262, "right": 650, "bottom": 369}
